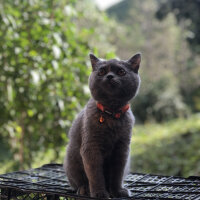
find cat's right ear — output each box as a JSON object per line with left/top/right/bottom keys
{"left": 89, "top": 53, "right": 99, "bottom": 71}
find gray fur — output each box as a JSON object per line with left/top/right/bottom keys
{"left": 64, "top": 53, "right": 141, "bottom": 198}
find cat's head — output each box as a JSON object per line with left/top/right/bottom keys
{"left": 89, "top": 53, "right": 141, "bottom": 108}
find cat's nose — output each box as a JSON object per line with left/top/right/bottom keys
{"left": 107, "top": 74, "right": 114, "bottom": 80}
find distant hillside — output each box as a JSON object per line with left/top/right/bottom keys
{"left": 107, "top": 0, "right": 162, "bottom": 23}
{"left": 106, "top": 0, "right": 131, "bottom": 22}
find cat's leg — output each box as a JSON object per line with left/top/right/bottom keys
{"left": 109, "top": 141, "right": 130, "bottom": 198}
{"left": 64, "top": 146, "right": 89, "bottom": 196}
{"left": 81, "top": 147, "right": 109, "bottom": 198}
{"left": 103, "top": 158, "right": 111, "bottom": 192}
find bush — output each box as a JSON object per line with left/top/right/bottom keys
{"left": 133, "top": 72, "right": 189, "bottom": 123}
{"left": 0, "top": 0, "right": 116, "bottom": 171}
{"left": 131, "top": 114, "right": 200, "bottom": 177}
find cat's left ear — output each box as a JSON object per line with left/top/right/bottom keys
{"left": 127, "top": 53, "right": 141, "bottom": 73}
{"left": 89, "top": 53, "right": 100, "bottom": 71}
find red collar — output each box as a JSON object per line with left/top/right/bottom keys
{"left": 97, "top": 102, "right": 130, "bottom": 123}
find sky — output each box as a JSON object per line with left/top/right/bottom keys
{"left": 95, "top": 0, "right": 122, "bottom": 10}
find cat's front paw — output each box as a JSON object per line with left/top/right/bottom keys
{"left": 91, "top": 190, "right": 109, "bottom": 199}
{"left": 110, "top": 187, "right": 130, "bottom": 198}
{"left": 77, "top": 185, "right": 89, "bottom": 196}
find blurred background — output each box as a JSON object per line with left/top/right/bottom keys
{"left": 0, "top": 0, "right": 200, "bottom": 177}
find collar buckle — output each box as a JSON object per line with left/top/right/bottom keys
{"left": 104, "top": 110, "right": 112, "bottom": 115}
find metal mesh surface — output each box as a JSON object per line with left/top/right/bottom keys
{"left": 0, "top": 164, "right": 200, "bottom": 200}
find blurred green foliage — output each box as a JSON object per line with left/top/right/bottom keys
{"left": 0, "top": 0, "right": 115, "bottom": 171}
{"left": 107, "top": 0, "right": 200, "bottom": 122}
{"left": 131, "top": 114, "right": 200, "bottom": 177}
{"left": 0, "top": 0, "right": 200, "bottom": 177}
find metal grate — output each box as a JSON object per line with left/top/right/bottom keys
{"left": 0, "top": 164, "right": 200, "bottom": 200}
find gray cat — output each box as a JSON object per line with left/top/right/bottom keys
{"left": 64, "top": 53, "right": 141, "bottom": 198}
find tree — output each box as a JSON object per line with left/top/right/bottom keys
{"left": 156, "top": 0, "right": 200, "bottom": 54}
{"left": 107, "top": 0, "right": 191, "bottom": 122}
{"left": 156, "top": 0, "right": 200, "bottom": 113}
{"left": 0, "top": 0, "right": 115, "bottom": 171}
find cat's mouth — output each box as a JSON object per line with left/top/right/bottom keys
{"left": 107, "top": 79, "right": 120, "bottom": 88}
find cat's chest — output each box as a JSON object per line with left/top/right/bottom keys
{"left": 85, "top": 110, "right": 133, "bottom": 156}
{"left": 97, "top": 121, "right": 130, "bottom": 157}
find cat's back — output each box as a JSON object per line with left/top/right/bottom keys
{"left": 68, "top": 109, "right": 85, "bottom": 147}
{"left": 68, "top": 99, "right": 97, "bottom": 142}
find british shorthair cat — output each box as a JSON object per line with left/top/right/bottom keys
{"left": 64, "top": 53, "right": 141, "bottom": 198}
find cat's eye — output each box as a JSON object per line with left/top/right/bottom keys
{"left": 117, "top": 69, "right": 126, "bottom": 76}
{"left": 98, "top": 68, "right": 107, "bottom": 76}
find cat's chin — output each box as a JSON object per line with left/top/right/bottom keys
{"left": 107, "top": 84, "right": 117, "bottom": 90}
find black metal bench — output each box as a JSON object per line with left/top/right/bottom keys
{"left": 0, "top": 164, "right": 200, "bottom": 199}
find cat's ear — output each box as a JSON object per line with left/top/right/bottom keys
{"left": 89, "top": 53, "right": 100, "bottom": 70}
{"left": 127, "top": 53, "right": 141, "bottom": 73}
